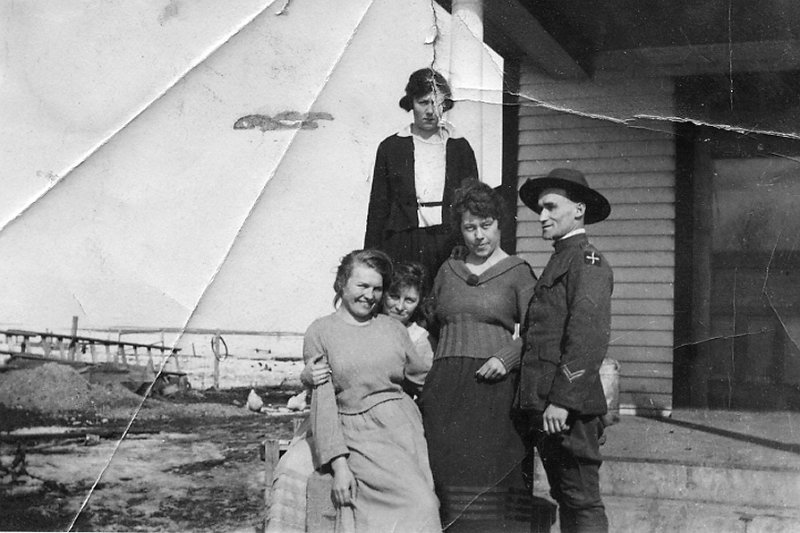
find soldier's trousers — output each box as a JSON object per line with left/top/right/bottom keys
{"left": 524, "top": 413, "right": 608, "bottom": 533}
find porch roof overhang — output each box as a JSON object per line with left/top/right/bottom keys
{"left": 481, "top": 0, "right": 800, "bottom": 77}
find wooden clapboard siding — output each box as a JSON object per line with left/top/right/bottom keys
{"left": 517, "top": 63, "right": 676, "bottom": 412}
{"left": 517, "top": 203, "right": 674, "bottom": 222}
{"left": 520, "top": 251, "right": 673, "bottom": 267}
{"left": 601, "top": 188, "right": 674, "bottom": 204}
{"left": 613, "top": 283, "right": 673, "bottom": 300}
{"left": 520, "top": 113, "right": 622, "bottom": 131}
{"left": 612, "top": 314, "right": 673, "bottom": 331}
{"left": 517, "top": 237, "right": 673, "bottom": 253}
{"left": 610, "top": 267, "right": 674, "bottom": 284}
{"left": 517, "top": 219, "right": 675, "bottom": 237}
{"left": 519, "top": 157, "right": 675, "bottom": 176}
{"left": 619, "top": 392, "right": 672, "bottom": 411}
{"left": 543, "top": 219, "right": 673, "bottom": 236}
{"left": 612, "top": 330, "right": 673, "bottom": 347}
{"left": 585, "top": 172, "right": 675, "bottom": 189}
{"left": 621, "top": 378, "right": 673, "bottom": 395}
{"left": 613, "top": 299, "right": 673, "bottom": 315}
{"left": 529, "top": 141, "right": 675, "bottom": 160}
{"left": 608, "top": 346, "right": 673, "bottom": 363}
{"left": 619, "top": 362, "right": 674, "bottom": 379}
{"left": 520, "top": 127, "right": 673, "bottom": 146}
{"left": 519, "top": 73, "right": 673, "bottom": 98}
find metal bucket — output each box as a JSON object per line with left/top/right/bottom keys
{"left": 600, "top": 357, "right": 620, "bottom": 425}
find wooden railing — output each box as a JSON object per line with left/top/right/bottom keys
{"left": 0, "top": 328, "right": 181, "bottom": 370}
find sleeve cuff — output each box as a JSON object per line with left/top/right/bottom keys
{"left": 492, "top": 337, "right": 523, "bottom": 370}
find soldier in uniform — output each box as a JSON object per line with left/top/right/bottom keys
{"left": 517, "top": 168, "right": 613, "bottom": 533}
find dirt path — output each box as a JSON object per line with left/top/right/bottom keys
{"left": 1, "top": 387, "right": 298, "bottom": 532}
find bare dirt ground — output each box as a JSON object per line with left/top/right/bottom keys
{"left": 0, "top": 363, "right": 298, "bottom": 532}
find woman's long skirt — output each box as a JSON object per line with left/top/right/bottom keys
{"left": 337, "top": 395, "right": 441, "bottom": 533}
{"left": 421, "top": 357, "right": 528, "bottom": 532}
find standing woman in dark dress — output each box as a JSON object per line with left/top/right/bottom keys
{"left": 364, "top": 68, "right": 479, "bottom": 288}
{"left": 421, "top": 180, "right": 537, "bottom": 531}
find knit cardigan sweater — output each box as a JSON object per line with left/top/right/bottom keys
{"left": 432, "top": 256, "right": 537, "bottom": 370}
{"left": 364, "top": 133, "right": 478, "bottom": 248}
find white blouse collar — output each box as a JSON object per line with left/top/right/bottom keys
{"left": 397, "top": 121, "right": 462, "bottom": 141}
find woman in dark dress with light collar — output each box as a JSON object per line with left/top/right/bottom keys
{"left": 364, "top": 68, "right": 479, "bottom": 288}
{"left": 422, "top": 181, "right": 537, "bottom": 532}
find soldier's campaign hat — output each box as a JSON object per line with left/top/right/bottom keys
{"left": 519, "top": 168, "right": 611, "bottom": 224}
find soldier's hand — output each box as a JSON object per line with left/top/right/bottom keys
{"left": 543, "top": 403, "right": 570, "bottom": 434}
{"left": 475, "top": 357, "right": 507, "bottom": 382}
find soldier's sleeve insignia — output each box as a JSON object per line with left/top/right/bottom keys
{"left": 584, "top": 251, "right": 602, "bottom": 266}
{"left": 562, "top": 364, "right": 586, "bottom": 383}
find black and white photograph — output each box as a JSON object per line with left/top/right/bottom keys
{"left": 1, "top": 1, "right": 799, "bottom": 531}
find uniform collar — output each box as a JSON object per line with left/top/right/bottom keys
{"left": 553, "top": 232, "right": 588, "bottom": 253}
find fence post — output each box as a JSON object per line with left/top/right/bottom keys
{"left": 68, "top": 316, "right": 78, "bottom": 361}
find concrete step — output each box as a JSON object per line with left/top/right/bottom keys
{"left": 603, "top": 495, "right": 800, "bottom": 533}
{"left": 601, "top": 459, "right": 800, "bottom": 510}
{"left": 533, "top": 456, "right": 800, "bottom": 510}
{"left": 526, "top": 411, "right": 800, "bottom": 531}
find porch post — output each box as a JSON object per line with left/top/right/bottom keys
{"left": 449, "top": 0, "right": 485, "bottom": 182}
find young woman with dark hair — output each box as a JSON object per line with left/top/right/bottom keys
{"left": 364, "top": 68, "right": 479, "bottom": 289}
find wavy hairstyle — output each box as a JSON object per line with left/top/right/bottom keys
{"left": 450, "top": 179, "right": 507, "bottom": 229}
{"left": 398, "top": 68, "right": 454, "bottom": 112}
{"left": 333, "top": 249, "right": 393, "bottom": 308}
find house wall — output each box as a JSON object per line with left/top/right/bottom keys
{"left": 516, "top": 63, "right": 677, "bottom": 413}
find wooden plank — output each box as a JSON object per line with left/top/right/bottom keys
{"left": 612, "top": 315, "right": 674, "bottom": 331}
{"left": 517, "top": 90, "right": 674, "bottom": 109}
{"left": 515, "top": 219, "right": 675, "bottom": 237}
{"left": 264, "top": 439, "right": 280, "bottom": 511}
{"left": 516, "top": 203, "right": 675, "bottom": 222}
{"left": 613, "top": 283, "right": 674, "bottom": 300}
{"left": 518, "top": 101, "right": 674, "bottom": 123}
{"left": 585, "top": 236, "right": 674, "bottom": 252}
{"left": 580, "top": 173, "right": 675, "bottom": 189}
{"left": 518, "top": 251, "right": 674, "bottom": 268}
{"left": 613, "top": 267, "right": 675, "bottom": 283}
{"left": 518, "top": 114, "right": 676, "bottom": 137}
{"left": 517, "top": 104, "right": 569, "bottom": 117}
{"left": 519, "top": 72, "right": 673, "bottom": 99}
{"left": 608, "top": 204, "right": 675, "bottom": 220}
{"left": 525, "top": 141, "right": 675, "bottom": 160}
{"left": 519, "top": 113, "right": 619, "bottom": 131}
{"left": 620, "top": 377, "right": 673, "bottom": 394}
{"left": 516, "top": 236, "right": 674, "bottom": 253}
{"left": 608, "top": 345, "right": 673, "bottom": 363}
{"left": 599, "top": 188, "right": 674, "bottom": 204}
{"left": 619, "top": 392, "right": 672, "bottom": 409}
{"left": 519, "top": 127, "right": 674, "bottom": 146}
{"left": 610, "top": 330, "right": 674, "bottom": 347}
{"left": 612, "top": 299, "right": 674, "bottom": 315}
{"left": 611, "top": 267, "right": 674, "bottom": 283}
{"left": 618, "top": 362, "right": 674, "bottom": 380}
{"left": 518, "top": 157, "right": 675, "bottom": 176}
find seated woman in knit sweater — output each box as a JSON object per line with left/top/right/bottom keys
{"left": 421, "top": 180, "right": 537, "bottom": 531}
{"left": 265, "top": 253, "right": 438, "bottom": 532}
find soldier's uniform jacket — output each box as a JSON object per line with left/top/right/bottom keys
{"left": 518, "top": 233, "right": 613, "bottom": 415}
